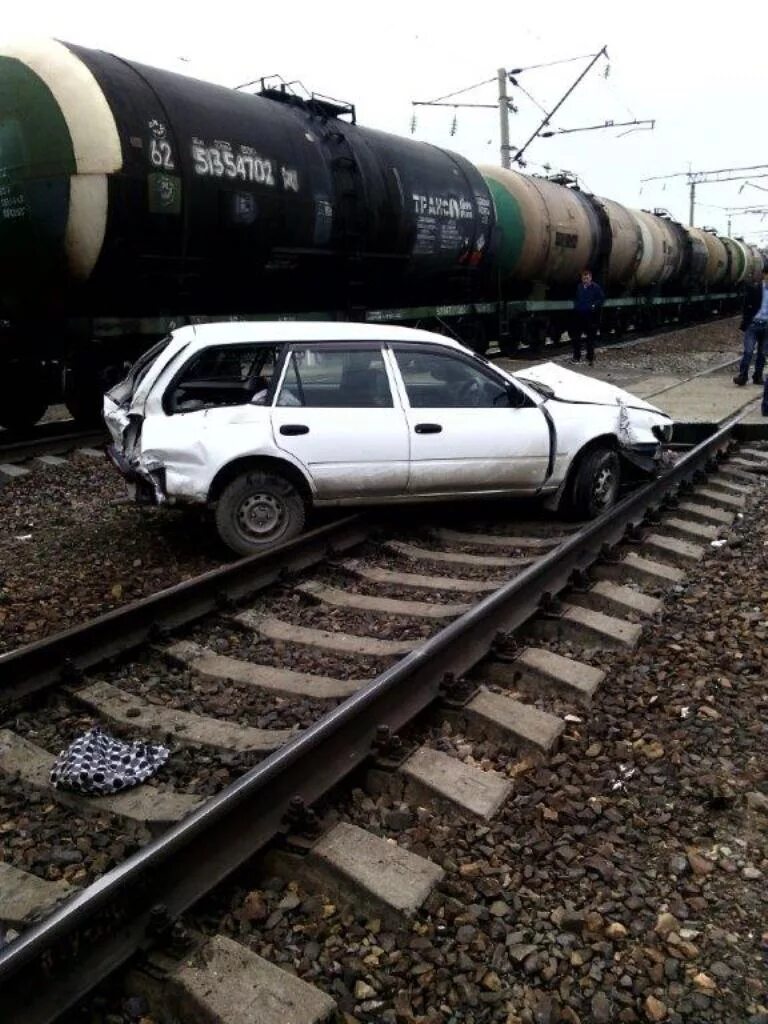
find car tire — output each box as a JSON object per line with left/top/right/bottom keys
{"left": 215, "top": 471, "right": 306, "bottom": 556}
{"left": 569, "top": 446, "right": 621, "bottom": 519}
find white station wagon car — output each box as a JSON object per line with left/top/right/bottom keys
{"left": 104, "top": 322, "right": 673, "bottom": 556}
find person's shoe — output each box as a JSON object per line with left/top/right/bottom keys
{"left": 753, "top": 374, "right": 764, "bottom": 384}
{"left": 733, "top": 374, "right": 748, "bottom": 386}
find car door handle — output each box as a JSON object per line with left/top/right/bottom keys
{"left": 414, "top": 423, "right": 442, "bottom": 434}
{"left": 279, "top": 424, "right": 309, "bottom": 436}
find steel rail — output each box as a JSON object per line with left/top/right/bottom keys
{"left": 0, "top": 418, "right": 740, "bottom": 1023}
{"left": 0, "top": 515, "right": 369, "bottom": 703}
{"left": 0, "top": 426, "right": 106, "bottom": 465}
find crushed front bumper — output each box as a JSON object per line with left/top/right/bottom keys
{"left": 621, "top": 441, "right": 664, "bottom": 476}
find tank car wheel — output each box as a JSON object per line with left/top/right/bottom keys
{"left": 0, "top": 360, "right": 49, "bottom": 430}
{"left": 524, "top": 319, "right": 546, "bottom": 353}
{"left": 0, "top": 395, "right": 48, "bottom": 431}
{"left": 569, "top": 446, "right": 621, "bottom": 520}
{"left": 64, "top": 361, "right": 121, "bottom": 427}
{"left": 458, "top": 319, "right": 489, "bottom": 355}
{"left": 215, "top": 470, "right": 306, "bottom": 557}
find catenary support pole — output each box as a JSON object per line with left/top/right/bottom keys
{"left": 498, "top": 68, "right": 511, "bottom": 169}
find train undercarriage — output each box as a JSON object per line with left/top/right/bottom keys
{"left": 0, "top": 290, "right": 742, "bottom": 431}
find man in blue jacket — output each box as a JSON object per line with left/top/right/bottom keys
{"left": 734, "top": 266, "right": 768, "bottom": 387}
{"left": 572, "top": 269, "right": 605, "bottom": 365}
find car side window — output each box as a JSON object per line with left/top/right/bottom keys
{"left": 164, "top": 344, "right": 280, "bottom": 414}
{"left": 276, "top": 347, "right": 393, "bottom": 408}
{"left": 393, "top": 348, "right": 511, "bottom": 408}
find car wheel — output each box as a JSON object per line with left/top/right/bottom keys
{"left": 570, "top": 447, "right": 621, "bottom": 519}
{"left": 215, "top": 471, "right": 306, "bottom": 556}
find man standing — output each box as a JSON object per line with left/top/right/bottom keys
{"left": 572, "top": 269, "right": 605, "bottom": 365}
{"left": 734, "top": 266, "right": 768, "bottom": 387}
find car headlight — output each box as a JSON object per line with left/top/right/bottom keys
{"left": 652, "top": 423, "right": 673, "bottom": 443}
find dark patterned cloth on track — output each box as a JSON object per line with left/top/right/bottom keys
{"left": 49, "top": 727, "right": 169, "bottom": 794}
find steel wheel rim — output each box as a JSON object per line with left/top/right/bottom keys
{"left": 592, "top": 464, "right": 618, "bottom": 509}
{"left": 236, "top": 492, "right": 287, "bottom": 539}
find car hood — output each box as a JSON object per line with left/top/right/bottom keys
{"left": 516, "top": 362, "right": 666, "bottom": 415}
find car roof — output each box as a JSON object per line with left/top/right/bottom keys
{"left": 170, "top": 320, "right": 470, "bottom": 352}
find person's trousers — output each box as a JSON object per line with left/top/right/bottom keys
{"left": 571, "top": 312, "right": 598, "bottom": 361}
{"left": 738, "top": 319, "right": 767, "bottom": 380}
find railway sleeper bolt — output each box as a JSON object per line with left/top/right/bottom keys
{"left": 370, "top": 723, "right": 409, "bottom": 765}
{"left": 439, "top": 672, "right": 479, "bottom": 708}
{"left": 598, "top": 542, "right": 620, "bottom": 565}
{"left": 146, "top": 903, "right": 174, "bottom": 938}
{"left": 643, "top": 507, "right": 662, "bottom": 527}
{"left": 662, "top": 492, "right": 680, "bottom": 510}
{"left": 624, "top": 522, "right": 645, "bottom": 545}
{"left": 568, "top": 568, "right": 592, "bottom": 593}
{"left": 693, "top": 469, "right": 708, "bottom": 485}
{"left": 283, "top": 795, "right": 322, "bottom": 839}
{"left": 539, "top": 591, "right": 563, "bottom": 619}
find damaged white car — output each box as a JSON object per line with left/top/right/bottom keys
{"left": 104, "top": 322, "right": 673, "bottom": 556}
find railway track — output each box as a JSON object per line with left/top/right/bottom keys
{"left": 0, "top": 417, "right": 764, "bottom": 1023}
{"left": 0, "top": 420, "right": 106, "bottom": 472}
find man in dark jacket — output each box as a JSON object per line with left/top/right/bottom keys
{"left": 734, "top": 267, "right": 768, "bottom": 386}
{"left": 572, "top": 269, "right": 605, "bottom": 365}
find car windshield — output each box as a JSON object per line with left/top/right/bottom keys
{"left": 106, "top": 337, "right": 172, "bottom": 407}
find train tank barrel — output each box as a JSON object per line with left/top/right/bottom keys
{"left": 594, "top": 197, "right": 643, "bottom": 289}
{"left": 0, "top": 39, "right": 122, "bottom": 315}
{"left": 722, "top": 237, "right": 747, "bottom": 287}
{"left": 688, "top": 228, "right": 728, "bottom": 288}
{"left": 479, "top": 166, "right": 600, "bottom": 288}
{"left": 629, "top": 210, "right": 682, "bottom": 289}
{"left": 1, "top": 39, "right": 496, "bottom": 319}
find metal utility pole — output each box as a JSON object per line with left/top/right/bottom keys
{"left": 641, "top": 163, "right": 768, "bottom": 227}
{"left": 723, "top": 207, "right": 768, "bottom": 235}
{"left": 498, "top": 68, "right": 511, "bottom": 169}
{"left": 413, "top": 71, "right": 516, "bottom": 168}
{"left": 412, "top": 47, "right": 618, "bottom": 171}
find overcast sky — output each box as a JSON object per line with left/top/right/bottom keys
{"left": 7, "top": 0, "right": 767, "bottom": 242}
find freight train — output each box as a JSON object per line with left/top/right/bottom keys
{"left": 0, "top": 39, "right": 763, "bottom": 429}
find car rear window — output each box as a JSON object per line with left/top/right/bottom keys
{"left": 276, "top": 347, "right": 393, "bottom": 408}
{"left": 164, "top": 344, "right": 281, "bottom": 414}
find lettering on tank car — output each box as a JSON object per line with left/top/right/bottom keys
{"left": 147, "top": 120, "right": 176, "bottom": 171}
{"left": 554, "top": 232, "right": 578, "bottom": 249}
{"left": 412, "top": 194, "right": 475, "bottom": 220}
{"left": 0, "top": 174, "right": 27, "bottom": 221}
{"left": 475, "top": 194, "right": 492, "bottom": 225}
{"left": 190, "top": 138, "right": 299, "bottom": 192}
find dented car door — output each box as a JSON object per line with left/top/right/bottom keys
{"left": 389, "top": 345, "right": 552, "bottom": 494}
